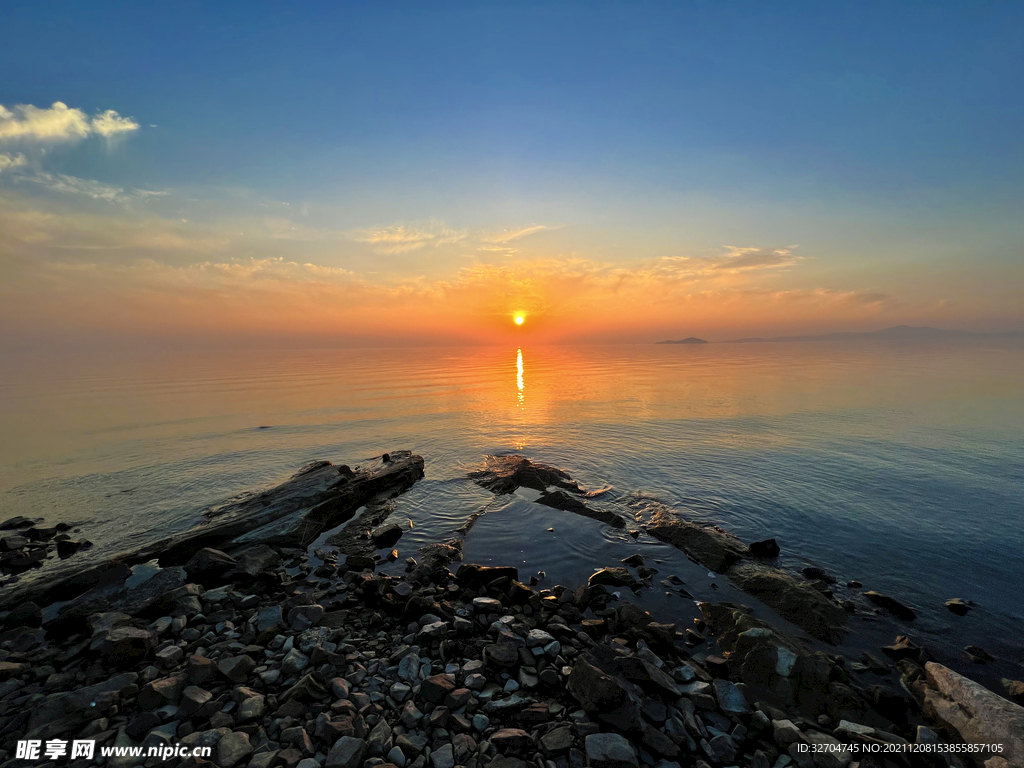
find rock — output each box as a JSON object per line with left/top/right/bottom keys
{"left": 183, "top": 547, "right": 238, "bottom": 586}
{"left": 864, "top": 591, "right": 916, "bottom": 621}
{"left": 280, "top": 647, "right": 310, "bottom": 674}
{"left": 216, "top": 731, "right": 253, "bottom": 768}
{"left": 567, "top": 656, "right": 642, "bottom": 733}
{"left": 187, "top": 654, "right": 219, "bottom": 685}
{"left": 228, "top": 543, "right": 280, "bottom": 579}
{"left": 180, "top": 685, "right": 214, "bottom": 718}
{"left": 800, "top": 566, "right": 836, "bottom": 584}
{"left": 965, "top": 645, "right": 995, "bottom": 663}
{"left": 455, "top": 563, "right": 519, "bottom": 588}
{"left": 614, "top": 657, "right": 680, "bottom": 698}
{"left": 326, "top": 737, "right": 368, "bottom": 768}
{"left": 536, "top": 488, "right": 625, "bottom": 527}
{"left": 492, "top": 728, "right": 533, "bottom": 756}
{"left": 420, "top": 673, "right": 456, "bottom": 703}
{"left": 1002, "top": 679, "right": 1024, "bottom": 705}
{"left": 645, "top": 511, "right": 748, "bottom": 572}
{"left": 288, "top": 604, "right": 324, "bottom": 631}
{"left": 484, "top": 642, "right": 520, "bottom": 671}
{"left": 7, "top": 600, "right": 43, "bottom": 627}
{"left": 97, "top": 627, "right": 155, "bottom": 667}
{"left": 469, "top": 454, "right": 581, "bottom": 495}
{"left": 921, "top": 662, "right": 1024, "bottom": 767}
{"left": 218, "top": 655, "right": 255, "bottom": 683}
{"left": 945, "top": 597, "right": 972, "bottom": 615}
{"left": 541, "top": 725, "right": 575, "bottom": 755}
{"left": 772, "top": 719, "right": 804, "bottom": 747}
{"left": 588, "top": 567, "right": 638, "bottom": 588}
{"left": 712, "top": 679, "right": 750, "bottom": 714}
{"left": 257, "top": 605, "right": 284, "bottom": 634}
{"left": 430, "top": 743, "right": 455, "bottom": 768}
{"left": 372, "top": 523, "right": 404, "bottom": 548}
{"left": 727, "top": 564, "right": 848, "bottom": 643}
{"left": 803, "top": 732, "right": 851, "bottom": 768}
{"left": 748, "top": 539, "right": 781, "bottom": 558}
{"left": 584, "top": 733, "right": 638, "bottom": 768}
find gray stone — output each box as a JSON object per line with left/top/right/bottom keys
{"left": 712, "top": 679, "right": 749, "bottom": 714}
{"left": 430, "top": 743, "right": 455, "bottom": 768}
{"left": 585, "top": 733, "right": 638, "bottom": 768}
{"left": 216, "top": 731, "right": 252, "bottom": 768}
{"left": 326, "top": 736, "right": 368, "bottom": 768}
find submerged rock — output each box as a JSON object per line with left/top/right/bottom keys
{"left": 864, "top": 590, "right": 917, "bottom": 621}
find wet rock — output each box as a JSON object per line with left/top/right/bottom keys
{"left": 469, "top": 454, "right": 580, "bottom": 495}
{"left": 800, "top": 566, "right": 836, "bottom": 584}
{"left": 727, "top": 564, "right": 848, "bottom": 644}
{"left": 646, "top": 511, "right": 748, "bottom": 572}
{"left": 584, "top": 733, "right": 638, "bottom": 768}
{"left": 536, "top": 489, "right": 624, "bottom": 528}
{"left": 945, "top": 597, "right": 972, "bottom": 615}
{"left": 1003, "top": 679, "right": 1024, "bottom": 705}
{"left": 588, "top": 567, "right": 638, "bottom": 589}
{"left": 456, "top": 563, "right": 519, "bottom": 588}
{"left": 372, "top": 523, "right": 403, "bottom": 549}
{"left": 748, "top": 538, "right": 781, "bottom": 558}
{"left": 6, "top": 600, "right": 42, "bottom": 627}
{"left": 965, "top": 645, "right": 995, "bottom": 663}
{"left": 864, "top": 591, "right": 916, "bottom": 621}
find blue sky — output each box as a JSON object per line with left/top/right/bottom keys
{"left": 1, "top": 1, "right": 1021, "bottom": 344}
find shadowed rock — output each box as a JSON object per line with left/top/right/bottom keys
{"left": 728, "top": 563, "right": 849, "bottom": 644}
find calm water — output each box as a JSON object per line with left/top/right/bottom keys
{"left": 1, "top": 341, "right": 1022, "bottom": 685}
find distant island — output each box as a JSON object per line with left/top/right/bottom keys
{"left": 656, "top": 336, "right": 708, "bottom": 344}
{"left": 655, "top": 325, "right": 1022, "bottom": 345}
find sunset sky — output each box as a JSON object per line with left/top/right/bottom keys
{"left": 1, "top": 1, "right": 1021, "bottom": 348}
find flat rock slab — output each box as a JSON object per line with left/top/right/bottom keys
{"left": 0, "top": 451, "right": 423, "bottom": 611}
{"left": 922, "top": 662, "right": 1024, "bottom": 767}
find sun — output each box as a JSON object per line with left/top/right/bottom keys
{"left": 513, "top": 313, "right": 525, "bottom": 326}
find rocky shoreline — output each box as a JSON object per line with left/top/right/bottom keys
{"left": 0, "top": 454, "right": 1021, "bottom": 768}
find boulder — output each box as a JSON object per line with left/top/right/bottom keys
{"left": 920, "top": 662, "right": 1024, "bottom": 767}
{"left": 456, "top": 563, "right": 519, "bottom": 588}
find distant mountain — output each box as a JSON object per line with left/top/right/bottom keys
{"left": 656, "top": 336, "right": 708, "bottom": 345}
{"left": 725, "top": 325, "right": 1022, "bottom": 343}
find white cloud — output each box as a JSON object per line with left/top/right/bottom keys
{"left": 22, "top": 171, "right": 165, "bottom": 204}
{"left": 351, "top": 219, "right": 467, "bottom": 254}
{"left": 0, "top": 101, "right": 139, "bottom": 143}
{"left": 0, "top": 153, "right": 27, "bottom": 173}
{"left": 90, "top": 109, "right": 141, "bottom": 138}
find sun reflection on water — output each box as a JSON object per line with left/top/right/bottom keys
{"left": 516, "top": 348, "right": 524, "bottom": 407}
